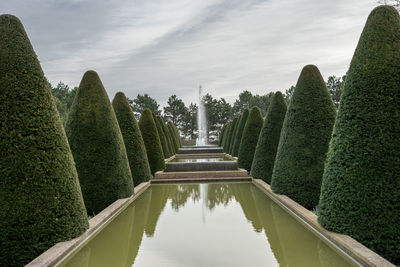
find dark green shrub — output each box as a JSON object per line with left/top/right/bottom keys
{"left": 229, "top": 117, "right": 240, "bottom": 155}
{"left": 225, "top": 120, "right": 236, "bottom": 153}
{"left": 219, "top": 125, "right": 227, "bottom": 146}
{"left": 112, "top": 92, "right": 152, "bottom": 185}
{"left": 167, "top": 122, "right": 179, "bottom": 152}
{"left": 66, "top": 71, "right": 134, "bottom": 215}
{"left": 318, "top": 6, "right": 400, "bottom": 264}
{"left": 172, "top": 124, "right": 182, "bottom": 147}
{"left": 251, "top": 92, "right": 287, "bottom": 183}
{"left": 238, "top": 107, "right": 263, "bottom": 171}
{"left": 0, "top": 15, "right": 88, "bottom": 266}
{"left": 221, "top": 122, "right": 230, "bottom": 151}
{"left": 139, "top": 109, "right": 165, "bottom": 174}
{"left": 232, "top": 109, "right": 249, "bottom": 157}
{"left": 152, "top": 113, "right": 171, "bottom": 158}
{"left": 157, "top": 116, "right": 175, "bottom": 155}
{"left": 270, "top": 65, "right": 336, "bottom": 209}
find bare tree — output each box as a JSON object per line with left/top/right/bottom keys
{"left": 377, "top": 0, "right": 400, "bottom": 10}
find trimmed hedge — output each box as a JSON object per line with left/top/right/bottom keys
{"left": 158, "top": 116, "right": 175, "bottom": 155}
{"left": 251, "top": 92, "right": 287, "bottom": 183}
{"left": 318, "top": 6, "right": 400, "bottom": 264}
{"left": 229, "top": 117, "right": 240, "bottom": 155}
{"left": 224, "top": 120, "right": 234, "bottom": 153}
{"left": 153, "top": 113, "right": 171, "bottom": 158}
{"left": 270, "top": 65, "right": 336, "bottom": 210}
{"left": 232, "top": 109, "right": 249, "bottom": 157}
{"left": 167, "top": 121, "right": 180, "bottom": 152}
{"left": 238, "top": 107, "right": 263, "bottom": 171}
{"left": 0, "top": 14, "right": 89, "bottom": 266}
{"left": 112, "top": 92, "right": 152, "bottom": 185}
{"left": 222, "top": 122, "right": 231, "bottom": 152}
{"left": 219, "top": 125, "right": 227, "bottom": 146}
{"left": 172, "top": 124, "right": 182, "bottom": 147}
{"left": 227, "top": 117, "right": 238, "bottom": 154}
{"left": 139, "top": 109, "right": 165, "bottom": 174}
{"left": 66, "top": 71, "right": 134, "bottom": 215}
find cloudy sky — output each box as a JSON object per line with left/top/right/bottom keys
{"left": 1, "top": 0, "right": 378, "bottom": 107}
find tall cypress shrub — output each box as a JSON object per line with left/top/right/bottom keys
{"left": 219, "top": 125, "right": 227, "bottom": 146}
{"left": 227, "top": 118, "right": 238, "bottom": 154}
{"left": 251, "top": 92, "right": 287, "bottom": 183}
{"left": 270, "top": 65, "right": 336, "bottom": 210}
{"left": 237, "top": 107, "right": 263, "bottom": 171}
{"left": 66, "top": 71, "right": 134, "bottom": 215}
{"left": 225, "top": 118, "right": 234, "bottom": 153}
{"left": 172, "top": 124, "right": 182, "bottom": 147}
{"left": 232, "top": 109, "right": 249, "bottom": 157}
{"left": 139, "top": 109, "right": 165, "bottom": 174}
{"left": 222, "top": 123, "right": 231, "bottom": 152}
{"left": 153, "top": 113, "right": 171, "bottom": 158}
{"left": 112, "top": 92, "right": 152, "bottom": 185}
{"left": 167, "top": 122, "right": 179, "bottom": 152}
{"left": 0, "top": 15, "right": 88, "bottom": 266}
{"left": 158, "top": 116, "right": 175, "bottom": 155}
{"left": 318, "top": 6, "right": 400, "bottom": 264}
{"left": 229, "top": 117, "right": 240, "bottom": 155}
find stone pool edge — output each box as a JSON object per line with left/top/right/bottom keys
{"left": 26, "top": 181, "right": 151, "bottom": 267}
{"left": 252, "top": 179, "right": 395, "bottom": 267}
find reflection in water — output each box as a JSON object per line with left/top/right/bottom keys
{"left": 61, "top": 183, "right": 355, "bottom": 267}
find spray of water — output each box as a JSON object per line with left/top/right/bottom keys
{"left": 196, "top": 85, "right": 208, "bottom": 146}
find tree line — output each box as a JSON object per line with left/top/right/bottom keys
{"left": 51, "top": 75, "right": 345, "bottom": 141}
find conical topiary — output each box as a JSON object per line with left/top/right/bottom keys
{"left": 153, "top": 113, "right": 171, "bottom": 158}
{"left": 167, "top": 121, "right": 179, "bottom": 152}
{"left": 318, "top": 6, "right": 400, "bottom": 264}
{"left": 232, "top": 109, "right": 249, "bottom": 157}
{"left": 0, "top": 14, "right": 88, "bottom": 266}
{"left": 219, "top": 125, "right": 227, "bottom": 147}
{"left": 222, "top": 121, "right": 232, "bottom": 152}
{"left": 226, "top": 118, "right": 238, "bottom": 154}
{"left": 237, "top": 107, "right": 263, "bottom": 171}
{"left": 139, "top": 109, "right": 165, "bottom": 174}
{"left": 172, "top": 123, "right": 182, "bottom": 147}
{"left": 157, "top": 116, "right": 175, "bottom": 155}
{"left": 112, "top": 92, "right": 152, "bottom": 185}
{"left": 229, "top": 117, "right": 240, "bottom": 155}
{"left": 251, "top": 92, "right": 287, "bottom": 183}
{"left": 270, "top": 65, "right": 336, "bottom": 210}
{"left": 66, "top": 71, "right": 134, "bottom": 215}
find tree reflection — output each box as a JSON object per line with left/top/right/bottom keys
{"left": 168, "top": 184, "right": 200, "bottom": 211}
{"left": 205, "top": 183, "right": 234, "bottom": 210}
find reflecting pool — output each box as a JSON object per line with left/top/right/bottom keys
{"left": 169, "top": 157, "right": 231, "bottom": 162}
{"left": 61, "top": 183, "right": 356, "bottom": 267}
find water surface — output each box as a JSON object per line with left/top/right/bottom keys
{"left": 61, "top": 183, "right": 356, "bottom": 267}
{"left": 170, "top": 157, "right": 231, "bottom": 162}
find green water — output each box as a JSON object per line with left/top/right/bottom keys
{"left": 61, "top": 183, "right": 356, "bottom": 267}
{"left": 170, "top": 157, "right": 231, "bottom": 162}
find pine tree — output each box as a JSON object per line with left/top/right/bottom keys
{"left": 0, "top": 15, "right": 88, "bottom": 266}
{"left": 66, "top": 71, "right": 134, "bottom": 215}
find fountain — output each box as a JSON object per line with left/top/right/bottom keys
{"left": 196, "top": 85, "right": 208, "bottom": 146}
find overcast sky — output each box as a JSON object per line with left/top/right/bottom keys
{"left": 1, "top": 0, "right": 378, "bottom": 107}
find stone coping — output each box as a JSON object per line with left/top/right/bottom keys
{"left": 151, "top": 177, "right": 252, "bottom": 184}
{"left": 26, "top": 182, "right": 151, "bottom": 267}
{"left": 154, "top": 168, "right": 248, "bottom": 179}
{"left": 252, "top": 179, "right": 395, "bottom": 267}
{"left": 173, "top": 153, "right": 227, "bottom": 159}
